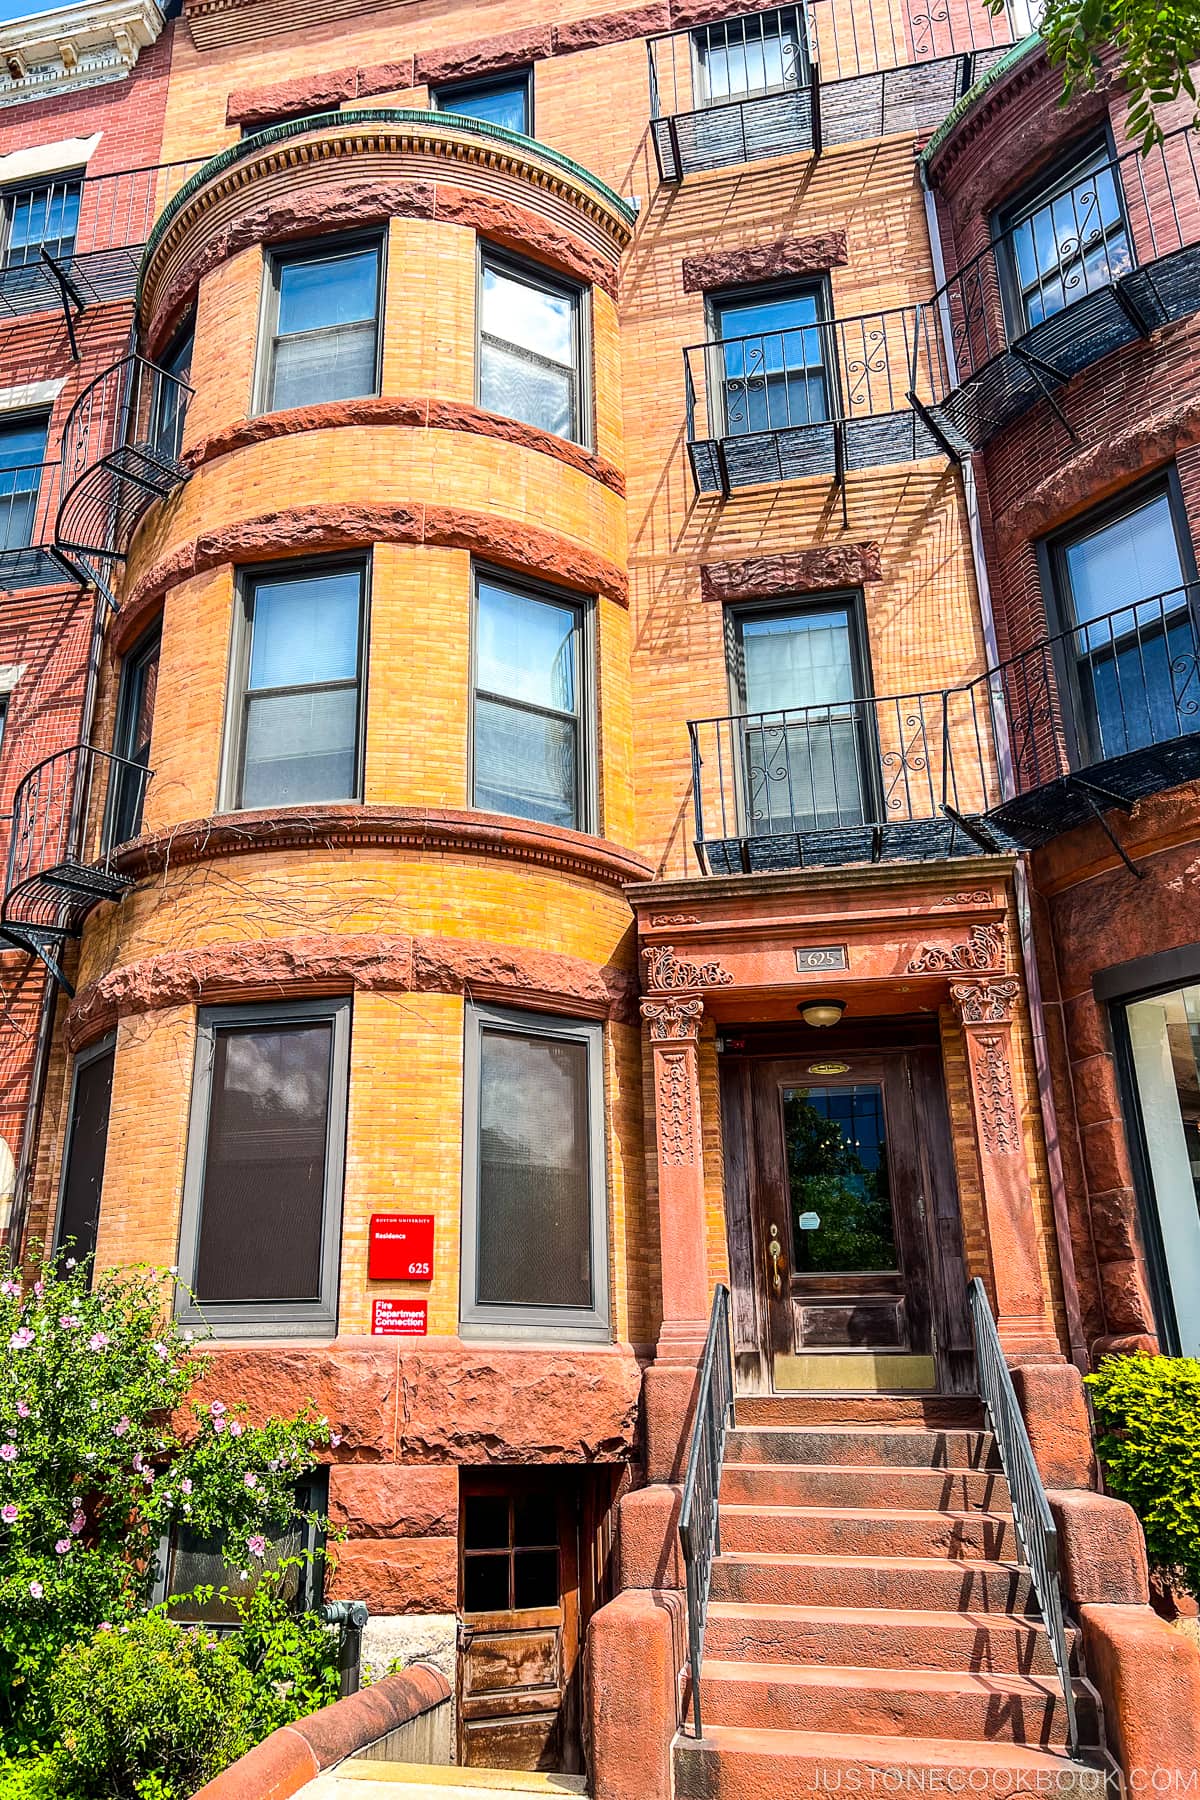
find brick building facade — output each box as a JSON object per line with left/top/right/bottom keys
{"left": 3, "top": 0, "right": 1200, "bottom": 1792}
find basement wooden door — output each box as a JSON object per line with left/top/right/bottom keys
{"left": 458, "top": 1475, "right": 582, "bottom": 1773}
{"left": 722, "top": 1037, "right": 972, "bottom": 1392}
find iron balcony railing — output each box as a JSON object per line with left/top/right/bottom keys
{"left": 679, "top": 1284, "right": 734, "bottom": 1741}
{"left": 55, "top": 352, "right": 195, "bottom": 607}
{"left": 968, "top": 1278, "right": 1080, "bottom": 1756}
{"left": 689, "top": 684, "right": 1004, "bottom": 872}
{"left": 0, "top": 743, "right": 152, "bottom": 989}
{"left": 0, "top": 460, "right": 73, "bottom": 591}
{"left": 647, "top": 0, "right": 1023, "bottom": 179}
{"left": 0, "top": 160, "right": 204, "bottom": 340}
{"left": 685, "top": 307, "right": 954, "bottom": 495}
{"left": 913, "top": 126, "right": 1200, "bottom": 454}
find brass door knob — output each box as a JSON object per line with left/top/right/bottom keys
{"left": 768, "top": 1225, "right": 784, "bottom": 1298}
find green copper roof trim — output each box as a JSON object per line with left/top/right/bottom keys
{"left": 139, "top": 108, "right": 636, "bottom": 300}
{"left": 920, "top": 33, "right": 1044, "bottom": 169}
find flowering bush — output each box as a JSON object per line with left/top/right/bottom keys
{"left": 1087, "top": 1351, "right": 1200, "bottom": 1597}
{"left": 0, "top": 1247, "right": 335, "bottom": 1759}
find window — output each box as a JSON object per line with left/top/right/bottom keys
{"left": 461, "top": 1004, "right": 609, "bottom": 1341}
{"left": 472, "top": 570, "right": 589, "bottom": 831}
{"left": 1046, "top": 481, "right": 1197, "bottom": 765}
{"left": 692, "top": 7, "right": 808, "bottom": 106}
{"left": 109, "top": 622, "right": 160, "bottom": 846}
{"left": 713, "top": 285, "right": 830, "bottom": 437}
{"left": 227, "top": 561, "right": 366, "bottom": 811}
{"left": 729, "top": 597, "right": 873, "bottom": 834}
{"left": 155, "top": 1473, "right": 326, "bottom": 1626}
{"left": 999, "top": 137, "right": 1132, "bottom": 332}
{"left": 433, "top": 70, "right": 532, "bottom": 134}
{"left": 151, "top": 316, "right": 194, "bottom": 464}
{"left": 462, "top": 1486, "right": 561, "bottom": 1614}
{"left": 176, "top": 998, "right": 351, "bottom": 1338}
{"left": 3, "top": 172, "right": 81, "bottom": 269}
{"left": 53, "top": 1035, "right": 116, "bottom": 1268}
{"left": 0, "top": 413, "right": 47, "bottom": 552}
{"left": 260, "top": 239, "right": 381, "bottom": 414}
{"left": 478, "top": 249, "right": 586, "bottom": 445}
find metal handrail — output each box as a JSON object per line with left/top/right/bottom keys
{"left": 5, "top": 741, "right": 153, "bottom": 902}
{"left": 678, "top": 1284, "right": 734, "bottom": 1740}
{"left": 968, "top": 1278, "right": 1079, "bottom": 1757}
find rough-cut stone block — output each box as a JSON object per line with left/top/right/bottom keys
{"left": 327, "top": 1537, "right": 458, "bottom": 1613}
{"left": 414, "top": 27, "right": 553, "bottom": 89}
{"left": 329, "top": 1465, "right": 459, "bottom": 1538}
{"left": 1048, "top": 1489, "right": 1149, "bottom": 1606}
{"left": 355, "top": 59, "right": 416, "bottom": 98}
{"left": 682, "top": 232, "right": 848, "bottom": 293}
{"left": 431, "top": 187, "right": 619, "bottom": 297}
{"left": 1080, "top": 1602, "right": 1200, "bottom": 1787}
{"left": 226, "top": 69, "right": 356, "bottom": 127}
{"left": 191, "top": 1345, "right": 397, "bottom": 1459}
{"left": 619, "top": 1483, "right": 685, "bottom": 1590}
{"left": 700, "top": 543, "right": 882, "bottom": 604}
{"left": 552, "top": 5, "right": 671, "bottom": 53}
{"left": 361, "top": 1613, "right": 457, "bottom": 1689}
{"left": 669, "top": 0, "right": 780, "bottom": 26}
{"left": 394, "top": 1344, "right": 641, "bottom": 1463}
{"left": 588, "top": 1591, "right": 685, "bottom": 1800}
{"left": 1012, "top": 1362, "right": 1096, "bottom": 1490}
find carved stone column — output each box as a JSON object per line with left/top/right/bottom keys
{"left": 952, "top": 976, "right": 1061, "bottom": 1361}
{"left": 641, "top": 992, "right": 708, "bottom": 1362}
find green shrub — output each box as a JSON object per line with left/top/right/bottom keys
{"left": 1086, "top": 1352, "right": 1200, "bottom": 1597}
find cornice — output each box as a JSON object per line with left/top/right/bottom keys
{"left": 0, "top": 0, "right": 163, "bottom": 108}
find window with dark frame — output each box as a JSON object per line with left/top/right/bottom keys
{"left": 1045, "top": 479, "right": 1197, "bottom": 767}
{"left": 53, "top": 1036, "right": 116, "bottom": 1269}
{"left": 0, "top": 413, "right": 47, "bottom": 552}
{"left": 260, "top": 239, "right": 381, "bottom": 414}
{"left": 472, "top": 570, "right": 587, "bottom": 832}
{"left": 3, "top": 171, "right": 81, "bottom": 269}
{"left": 997, "top": 136, "right": 1132, "bottom": 333}
{"left": 729, "top": 596, "right": 873, "bottom": 835}
{"left": 691, "top": 6, "right": 808, "bottom": 107}
{"left": 229, "top": 561, "right": 366, "bottom": 812}
{"left": 713, "top": 283, "right": 830, "bottom": 438}
{"left": 154, "top": 1472, "right": 327, "bottom": 1628}
{"left": 478, "top": 248, "right": 586, "bottom": 445}
{"left": 109, "top": 622, "right": 160, "bottom": 847}
{"left": 175, "top": 997, "right": 351, "bottom": 1339}
{"left": 151, "top": 316, "right": 194, "bottom": 464}
{"left": 461, "top": 1004, "right": 609, "bottom": 1341}
{"left": 432, "top": 69, "right": 532, "bottom": 134}
{"left": 462, "top": 1488, "right": 560, "bottom": 1614}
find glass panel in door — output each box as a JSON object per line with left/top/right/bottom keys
{"left": 1124, "top": 984, "right": 1200, "bottom": 1357}
{"left": 1059, "top": 490, "right": 1195, "bottom": 762}
{"left": 715, "top": 289, "right": 828, "bottom": 437}
{"left": 783, "top": 1084, "right": 898, "bottom": 1274}
{"left": 738, "top": 604, "right": 868, "bottom": 833}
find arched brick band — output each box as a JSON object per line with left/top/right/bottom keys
{"left": 183, "top": 397, "right": 625, "bottom": 496}
{"left": 65, "top": 928, "right": 640, "bottom": 1050}
{"left": 116, "top": 503, "right": 630, "bottom": 652}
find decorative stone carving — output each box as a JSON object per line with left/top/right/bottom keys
{"left": 641, "top": 996, "right": 704, "bottom": 1042}
{"left": 681, "top": 232, "right": 849, "bottom": 295}
{"left": 648, "top": 913, "right": 699, "bottom": 927}
{"left": 951, "top": 978, "right": 1021, "bottom": 1024}
{"left": 974, "top": 1032, "right": 1020, "bottom": 1154}
{"left": 700, "top": 543, "right": 882, "bottom": 603}
{"left": 932, "top": 889, "right": 993, "bottom": 907}
{"left": 658, "top": 1050, "right": 697, "bottom": 1166}
{"left": 642, "top": 943, "right": 733, "bottom": 991}
{"left": 907, "top": 923, "right": 1004, "bottom": 974}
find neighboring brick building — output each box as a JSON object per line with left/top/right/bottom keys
{"left": 5, "top": 0, "right": 1200, "bottom": 1792}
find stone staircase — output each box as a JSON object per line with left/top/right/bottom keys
{"left": 674, "top": 1396, "right": 1118, "bottom": 1799}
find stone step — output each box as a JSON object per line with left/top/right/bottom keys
{"left": 721, "top": 1461, "right": 1012, "bottom": 1513}
{"left": 736, "top": 1395, "right": 986, "bottom": 1429}
{"left": 704, "top": 1602, "right": 1079, "bottom": 1675}
{"left": 696, "top": 1660, "right": 1100, "bottom": 1747}
{"left": 720, "top": 1504, "right": 1017, "bottom": 1561}
{"left": 303, "top": 1764, "right": 589, "bottom": 1800}
{"left": 673, "top": 1726, "right": 1111, "bottom": 1800}
{"left": 710, "top": 1551, "right": 1036, "bottom": 1612}
{"left": 726, "top": 1426, "right": 1002, "bottom": 1470}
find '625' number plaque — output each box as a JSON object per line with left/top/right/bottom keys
{"left": 794, "top": 945, "right": 848, "bottom": 973}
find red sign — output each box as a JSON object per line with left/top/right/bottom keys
{"left": 368, "top": 1213, "right": 434, "bottom": 1281}
{"left": 372, "top": 1298, "right": 428, "bottom": 1337}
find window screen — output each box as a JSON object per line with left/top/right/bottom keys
{"left": 472, "top": 574, "right": 584, "bottom": 829}
{"left": 264, "top": 241, "right": 380, "bottom": 413}
{"left": 55, "top": 1040, "right": 115, "bottom": 1266}
{"left": 479, "top": 252, "right": 584, "bottom": 444}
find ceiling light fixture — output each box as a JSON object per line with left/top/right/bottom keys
{"left": 799, "top": 997, "right": 846, "bottom": 1029}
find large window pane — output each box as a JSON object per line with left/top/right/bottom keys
{"left": 479, "top": 255, "right": 583, "bottom": 443}
{"left": 266, "top": 243, "right": 380, "bottom": 412}
{"left": 5, "top": 178, "right": 80, "bottom": 267}
{"left": 1005, "top": 142, "right": 1131, "bottom": 331}
{"left": 1124, "top": 984, "right": 1200, "bottom": 1357}
{"left": 694, "top": 9, "right": 806, "bottom": 105}
{"left": 782, "top": 1084, "right": 897, "bottom": 1274}
{"left": 110, "top": 626, "right": 160, "bottom": 845}
{"left": 476, "top": 1028, "right": 592, "bottom": 1309}
{"left": 242, "top": 686, "right": 359, "bottom": 808}
{"left": 193, "top": 1021, "right": 333, "bottom": 1304}
{"left": 716, "top": 289, "right": 828, "bottom": 435}
{"left": 473, "top": 577, "right": 582, "bottom": 828}
{"left": 0, "top": 414, "right": 46, "bottom": 551}
{"left": 55, "top": 1043, "right": 115, "bottom": 1266}
{"left": 434, "top": 73, "right": 530, "bottom": 133}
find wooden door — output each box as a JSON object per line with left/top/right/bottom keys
{"left": 458, "top": 1476, "right": 582, "bottom": 1773}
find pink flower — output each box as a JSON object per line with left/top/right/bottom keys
{"left": 55, "top": 1540, "right": 69, "bottom": 1555}
{"left": 88, "top": 1333, "right": 108, "bottom": 1351}
{"left": 180, "top": 1478, "right": 192, "bottom": 1496}
{"left": 59, "top": 1315, "right": 78, "bottom": 1329}
{"left": 0, "top": 1445, "right": 16, "bottom": 1463}
{"left": 113, "top": 1417, "right": 129, "bottom": 1438}
{"left": 209, "top": 1401, "right": 226, "bottom": 1417}
{"left": 213, "top": 1417, "right": 226, "bottom": 1434}
{"left": 69, "top": 1512, "right": 85, "bottom": 1535}
{"left": 151, "top": 1343, "right": 169, "bottom": 1360}
{"left": 32, "top": 1282, "right": 43, "bottom": 1298}
{"left": 16, "top": 1401, "right": 29, "bottom": 1418}
{"left": 64, "top": 1258, "right": 76, "bottom": 1270}
{"left": 9, "top": 1328, "right": 33, "bottom": 1350}
{"left": 228, "top": 1420, "right": 243, "bottom": 1437}
{"left": 28, "top": 1581, "right": 42, "bottom": 1599}
{"left": 1, "top": 1280, "right": 20, "bottom": 1299}
{"left": 330, "top": 1434, "right": 342, "bottom": 1448}
{"left": 247, "top": 1534, "right": 266, "bottom": 1558}
{"left": 1, "top": 1503, "right": 17, "bottom": 1524}
{"left": 131, "top": 1452, "right": 143, "bottom": 1472}
{"left": 244, "top": 1472, "right": 257, "bottom": 1489}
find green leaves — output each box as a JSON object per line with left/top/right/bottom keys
{"left": 1086, "top": 1352, "right": 1200, "bottom": 1596}
{"left": 1038, "top": 0, "right": 1200, "bottom": 151}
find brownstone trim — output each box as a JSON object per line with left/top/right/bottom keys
{"left": 551, "top": 5, "right": 671, "bottom": 53}
{"left": 183, "top": 398, "right": 625, "bottom": 496}
{"left": 116, "top": 503, "right": 629, "bottom": 652}
{"left": 226, "top": 61, "right": 420, "bottom": 130}
{"left": 699, "top": 543, "right": 883, "bottom": 603}
{"left": 414, "top": 26, "right": 553, "bottom": 89}
{"left": 681, "top": 232, "right": 848, "bottom": 295}
{"left": 64, "top": 926, "right": 640, "bottom": 1050}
